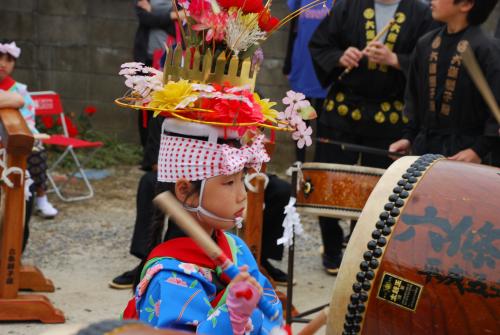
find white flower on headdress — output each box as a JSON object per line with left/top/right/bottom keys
{"left": 282, "top": 91, "right": 310, "bottom": 111}
{"left": 224, "top": 10, "right": 266, "bottom": 55}
{"left": 277, "top": 106, "right": 301, "bottom": 128}
{"left": 192, "top": 83, "right": 216, "bottom": 92}
{"left": 119, "top": 62, "right": 163, "bottom": 101}
{"left": 292, "top": 122, "right": 313, "bottom": 149}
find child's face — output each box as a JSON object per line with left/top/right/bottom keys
{"left": 430, "top": 0, "right": 472, "bottom": 23}
{"left": 198, "top": 170, "right": 247, "bottom": 230}
{"left": 0, "top": 53, "right": 15, "bottom": 81}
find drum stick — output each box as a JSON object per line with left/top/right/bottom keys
{"left": 338, "top": 19, "right": 395, "bottom": 80}
{"left": 297, "top": 307, "right": 329, "bottom": 335}
{"left": 461, "top": 46, "right": 500, "bottom": 123}
{"left": 317, "top": 137, "right": 405, "bottom": 157}
{"left": 153, "top": 191, "right": 280, "bottom": 321}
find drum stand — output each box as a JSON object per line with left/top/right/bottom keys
{"left": 0, "top": 108, "right": 65, "bottom": 323}
{"left": 285, "top": 167, "right": 330, "bottom": 327}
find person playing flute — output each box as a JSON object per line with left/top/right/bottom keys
{"left": 308, "top": 0, "right": 436, "bottom": 275}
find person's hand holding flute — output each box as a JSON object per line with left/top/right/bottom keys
{"left": 338, "top": 19, "right": 396, "bottom": 80}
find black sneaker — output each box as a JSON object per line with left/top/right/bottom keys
{"left": 109, "top": 266, "right": 139, "bottom": 289}
{"left": 262, "top": 259, "right": 290, "bottom": 286}
{"left": 322, "top": 254, "right": 342, "bottom": 276}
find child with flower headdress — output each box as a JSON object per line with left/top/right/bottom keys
{"left": 117, "top": 1, "right": 319, "bottom": 333}
{"left": 0, "top": 40, "right": 58, "bottom": 222}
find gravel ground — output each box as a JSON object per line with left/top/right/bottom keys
{"left": 2, "top": 165, "right": 344, "bottom": 335}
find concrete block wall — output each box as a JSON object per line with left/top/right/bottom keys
{"left": 2, "top": 0, "right": 146, "bottom": 142}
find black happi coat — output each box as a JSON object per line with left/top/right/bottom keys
{"left": 403, "top": 25, "right": 500, "bottom": 162}
{"left": 309, "top": 0, "right": 434, "bottom": 139}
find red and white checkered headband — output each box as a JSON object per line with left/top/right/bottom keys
{"left": 158, "top": 119, "right": 270, "bottom": 183}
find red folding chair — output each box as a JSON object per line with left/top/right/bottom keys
{"left": 30, "top": 91, "right": 103, "bottom": 202}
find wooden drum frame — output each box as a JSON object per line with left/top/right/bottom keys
{"left": 295, "top": 163, "right": 385, "bottom": 220}
{"left": 327, "top": 155, "right": 500, "bottom": 335}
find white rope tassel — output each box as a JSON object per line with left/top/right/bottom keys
{"left": 277, "top": 197, "right": 304, "bottom": 248}
{"left": 0, "top": 148, "right": 24, "bottom": 189}
{"left": 244, "top": 172, "right": 269, "bottom": 193}
{"left": 24, "top": 170, "right": 33, "bottom": 201}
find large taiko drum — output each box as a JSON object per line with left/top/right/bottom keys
{"left": 327, "top": 155, "right": 500, "bottom": 335}
{"left": 295, "top": 163, "right": 385, "bottom": 220}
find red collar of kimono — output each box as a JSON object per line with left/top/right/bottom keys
{"left": 123, "top": 230, "right": 234, "bottom": 320}
{"left": 0, "top": 76, "right": 15, "bottom": 91}
{"left": 146, "top": 229, "right": 234, "bottom": 269}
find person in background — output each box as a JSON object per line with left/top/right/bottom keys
{"left": 389, "top": 0, "right": 500, "bottom": 166}
{"left": 284, "top": 0, "right": 333, "bottom": 163}
{"left": 134, "top": 0, "right": 180, "bottom": 149}
{"left": 309, "top": 0, "right": 435, "bottom": 275}
{"left": 0, "top": 40, "right": 58, "bottom": 220}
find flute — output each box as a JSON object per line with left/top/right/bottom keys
{"left": 338, "top": 19, "right": 395, "bottom": 81}
{"left": 153, "top": 191, "right": 280, "bottom": 321}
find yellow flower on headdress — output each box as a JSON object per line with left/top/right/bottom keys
{"left": 253, "top": 92, "right": 278, "bottom": 123}
{"left": 148, "top": 80, "right": 198, "bottom": 117}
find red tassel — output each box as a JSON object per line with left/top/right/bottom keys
{"left": 235, "top": 288, "right": 254, "bottom": 300}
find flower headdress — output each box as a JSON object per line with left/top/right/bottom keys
{"left": 116, "top": 0, "right": 327, "bottom": 177}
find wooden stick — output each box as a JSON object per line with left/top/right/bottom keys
{"left": 153, "top": 191, "right": 280, "bottom": 321}
{"left": 297, "top": 307, "right": 329, "bottom": 335}
{"left": 338, "top": 19, "right": 395, "bottom": 80}
{"left": 34, "top": 133, "right": 50, "bottom": 140}
{"left": 461, "top": 45, "right": 500, "bottom": 123}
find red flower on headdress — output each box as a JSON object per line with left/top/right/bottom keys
{"left": 217, "top": 0, "right": 264, "bottom": 13}
{"left": 188, "top": 0, "right": 213, "bottom": 20}
{"left": 196, "top": 83, "right": 264, "bottom": 124}
{"left": 84, "top": 105, "right": 97, "bottom": 116}
{"left": 258, "top": 9, "right": 279, "bottom": 32}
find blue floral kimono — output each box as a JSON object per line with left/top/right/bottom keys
{"left": 123, "top": 230, "right": 283, "bottom": 334}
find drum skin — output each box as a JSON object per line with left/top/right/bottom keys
{"left": 296, "top": 163, "right": 385, "bottom": 220}
{"left": 327, "top": 156, "right": 500, "bottom": 335}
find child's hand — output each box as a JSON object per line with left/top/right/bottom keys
{"left": 227, "top": 266, "right": 262, "bottom": 335}
{"left": 230, "top": 265, "right": 263, "bottom": 296}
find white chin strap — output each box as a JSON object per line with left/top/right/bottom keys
{"left": 184, "top": 179, "right": 244, "bottom": 229}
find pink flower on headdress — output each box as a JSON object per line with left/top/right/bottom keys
{"left": 292, "top": 122, "right": 313, "bottom": 149}
{"left": 282, "top": 91, "right": 310, "bottom": 111}
{"left": 192, "top": 11, "right": 229, "bottom": 42}
{"left": 277, "top": 106, "right": 301, "bottom": 128}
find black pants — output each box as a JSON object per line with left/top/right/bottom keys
{"left": 261, "top": 175, "right": 290, "bottom": 261}
{"left": 129, "top": 172, "right": 290, "bottom": 262}
{"left": 315, "top": 124, "right": 396, "bottom": 261}
{"left": 22, "top": 184, "right": 35, "bottom": 252}
{"left": 130, "top": 171, "right": 157, "bottom": 259}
